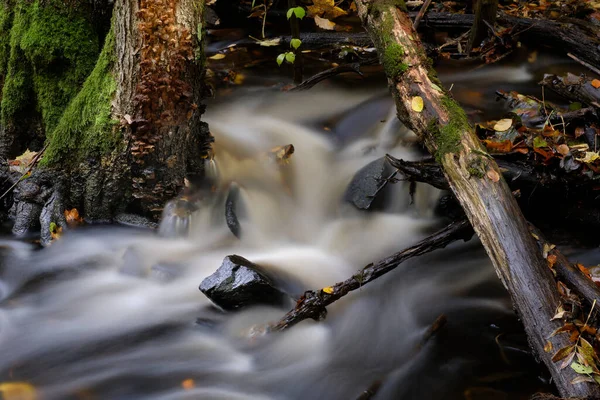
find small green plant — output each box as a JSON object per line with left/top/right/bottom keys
{"left": 276, "top": 51, "right": 296, "bottom": 66}
{"left": 286, "top": 6, "right": 305, "bottom": 20}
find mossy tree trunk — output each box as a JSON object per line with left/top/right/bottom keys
{"left": 353, "top": 0, "right": 599, "bottom": 397}
{"left": 0, "top": 0, "right": 211, "bottom": 238}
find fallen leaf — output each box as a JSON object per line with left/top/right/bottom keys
{"left": 314, "top": 15, "right": 336, "bottom": 30}
{"left": 552, "top": 344, "right": 575, "bottom": 362}
{"left": 542, "top": 243, "right": 556, "bottom": 259}
{"left": 8, "top": 149, "right": 38, "bottom": 174}
{"left": 493, "top": 118, "right": 513, "bottom": 132}
{"left": 551, "top": 310, "right": 566, "bottom": 320}
{"left": 64, "top": 208, "right": 83, "bottom": 227}
{"left": 579, "top": 338, "right": 597, "bottom": 366}
{"left": 209, "top": 53, "right": 226, "bottom": 60}
{"left": 411, "top": 96, "right": 424, "bottom": 113}
{"left": 0, "top": 382, "right": 37, "bottom": 400}
{"left": 561, "top": 350, "right": 577, "bottom": 369}
{"left": 572, "top": 375, "right": 595, "bottom": 384}
{"left": 571, "top": 362, "right": 593, "bottom": 374}
{"left": 307, "top": 0, "right": 347, "bottom": 19}
{"left": 578, "top": 151, "right": 600, "bottom": 164}
{"left": 533, "top": 136, "right": 548, "bottom": 148}
{"left": 322, "top": 286, "right": 334, "bottom": 294}
{"left": 592, "top": 79, "right": 600, "bottom": 89}
{"left": 544, "top": 340, "right": 553, "bottom": 353}
{"left": 547, "top": 254, "right": 557, "bottom": 268}
{"left": 556, "top": 144, "right": 570, "bottom": 156}
{"left": 253, "top": 37, "right": 281, "bottom": 47}
{"left": 49, "top": 222, "right": 63, "bottom": 241}
{"left": 483, "top": 140, "right": 512, "bottom": 153}
{"left": 486, "top": 169, "right": 500, "bottom": 182}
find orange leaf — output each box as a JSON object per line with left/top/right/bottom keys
{"left": 547, "top": 254, "right": 557, "bottom": 268}
{"left": 592, "top": 79, "right": 600, "bottom": 89}
{"left": 483, "top": 140, "right": 512, "bottom": 153}
{"left": 552, "top": 344, "right": 575, "bottom": 362}
{"left": 64, "top": 208, "right": 84, "bottom": 227}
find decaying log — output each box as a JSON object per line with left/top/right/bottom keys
{"left": 354, "top": 1, "right": 599, "bottom": 397}
{"left": 271, "top": 219, "right": 473, "bottom": 331}
{"left": 540, "top": 74, "right": 600, "bottom": 109}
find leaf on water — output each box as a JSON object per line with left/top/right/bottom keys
{"left": 571, "top": 362, "right": 594, "bottom": 374}
{"left": 493, "top": 118, "right": 513, "bottom": 132}
{"left": 322, "top": 286, "right": 334, "bottom": 294}
{"left": 276, "top": 54, "right": 285, "bottom": 66}
{"left": 533, "top": 136, "right": 548, "bottom": 148}
{"left": 307, "top": 0, "right": 347, "bottom": 19}
{"left": 592, "top": 79, "right": 600, "bottom": 89}
{"left": 314, "top": 15, "right": 336, "bottom": 30}
{"left": 0, "top": 382, "right": 37, "bottom": 400}
{"left": 486, "top": 169, "right": 500, "bottom": 182}
{"left": 544, "top": 340, "right": 553, "bottom": 353}
{"left": 552, "top": 344, "right": 575, "bottom": 362}
{"left": 411, "top": 96, "right": 424, "bottom": 113}
{"left": 209, "top": 53, "right": 226, "bottom": 60}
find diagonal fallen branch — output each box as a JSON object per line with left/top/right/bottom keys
{"left": 271, "top": 219, "right": 473, "bottom": 331}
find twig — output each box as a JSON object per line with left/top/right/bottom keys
{"left": 413, "top": 0, "right": 433, "bottom": 30}
{"left": 271, "top": 219, "right": 473, "bottom": 331}
{"left": 567, "top": 52, "right": 600, "bottom": 77}
{"left": 289, "top": 62, "right": 365, "bottom": 91}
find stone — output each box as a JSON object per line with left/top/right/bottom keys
{"left": 343, "top": 157, "right": 392, "bottom": 210}
{"left": 199, "top": 255, "right": 287, "bottom": 311}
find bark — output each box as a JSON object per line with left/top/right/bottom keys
{"left": 353, "top": 1, "right": 599, "bottom": 397}
{"left": 466, "top": 0, "right": 498, "bottom": 53}
{"left": 0, "top": 0, "right": 211, "bottom": 237}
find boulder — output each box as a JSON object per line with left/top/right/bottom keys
{"left": 199, "top": 255, "right": 287, "bottom": 311}
{"left": 343, "top": 156, "right": 393, "bottom": 210}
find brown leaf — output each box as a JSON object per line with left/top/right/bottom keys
{"left": 547, "top": 254, "right": 557, "bottom": 269}
{"left": 64, "top": 208, "right": 84, "bottom": 227}
{"left": 307, "top": 0, "right": 347, "bottom": 19}
{"left": 483, "top": 140, "right": 512, "bottom": 153}
{"left": 544, "top": 340, "right": 553, "bottom": 353}
{"left": 560, "top": 348, "right": 577, "bottom": 369}
{"left": 552, "top": 344, "right": 575, "bottom": 362}
{"left": 314, "top": 15, "right": 336, "bottom": 30}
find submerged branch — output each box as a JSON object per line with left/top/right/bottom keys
{"left": 271, "top": 219, "right": 473, "bottom": 331}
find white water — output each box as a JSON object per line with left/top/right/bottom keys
{"left": 0, "top": 88, "right": 537, "bottom": 399}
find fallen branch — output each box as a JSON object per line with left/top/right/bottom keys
{"left": 289, "top": 62, "right": 366, "bottom": 92}
{"left": 354, "top": 1, "right": 599, "bottom": 396}
{"left": 270, "top": 219, "right": 473, "bottom": 331}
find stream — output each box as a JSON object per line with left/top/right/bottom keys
{"left": 0, "top": 48, "right": 594, "bottom": 399}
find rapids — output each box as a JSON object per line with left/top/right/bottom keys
{"left": 0, "top": 55, "right": 572, "bottom": 399}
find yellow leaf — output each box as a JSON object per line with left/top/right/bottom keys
{"left": 314, "top": 15, "right": 336, "bottom": 30}
{"left": 307, "top": 0, "right": 347, "bottom": 20}
{"left": 577, "top": 151, "right": 600, "bottom": 164}
{"left": 209, "top": 53, "right": 226, "bottom": 60}
{"left": 493, "top": 118, "right": 513, "bottom": 132}
{"left": 322, "top": 286, "right": 334, "bottom": 294}
{"left": 544, "top": 340, "right": 553, "bottom": 353}
{"left": 8, "top": 149, "right": 38, "bottom": 174}
{"left": 251, "top": 37, "right": 281, "bottom": 47}
{"left": 411, "top": 96, "right": 424, "bottom": 113}
{"left": 0, "top": 382, "right": 37, "bottom": 400}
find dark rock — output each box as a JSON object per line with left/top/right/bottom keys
{"left": 343, "top": 157, "right": 393, "bottom": 210}
{"left": 114, "top": 213, "right": 158, "bottom": 230}
{"left": 225, "top": 183, "right": 242, "bottom": 238}
{"left": 11, "top": 201, "right": 42, "bottom": 237}
{"left": 40, "top": 191, "right": 67, "bottom": 246}
{"left": 200, "top": 255, "right": 287, "bottom": 311}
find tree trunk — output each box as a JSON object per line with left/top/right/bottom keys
{"left": 353, "top": 0, "right": 599, "bottom": 397}
{"left": 466, "top": 0, "right": 498, "bottom": 53}
{"left": 0, "top": 0, "right": 211, "bottom": 240}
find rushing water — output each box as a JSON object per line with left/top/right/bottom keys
{"left": 0, "top": 53, "right": 579, "bottom": 399}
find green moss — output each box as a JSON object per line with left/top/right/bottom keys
{"left": 1, "top": 0, "right": 99, "bottom": 134}
{"left": 382, "top": 43, "right": 407, "bottom": 79}
{"left": 42, "top": 27, "right": 118, "bottom": 166}
{"left": 431, "top": 96, "right": 470, "bottom": 162}
{"left": 0, "top": 0, "right": 13, "bottom": 81}
{"left": 376, "top": 0, "right": 407, "bottom": 12}
{"left": 467, "top": 157, "right": 485, "bottom": 178}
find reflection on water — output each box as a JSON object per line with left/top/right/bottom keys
{"left": 0, "top": 83, "right": 552, "bottom": 399}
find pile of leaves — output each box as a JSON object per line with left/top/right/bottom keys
{"left": 478, "top": 90, "right": 600, "bottom": 178}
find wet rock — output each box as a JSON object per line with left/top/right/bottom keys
{"left": 343, "top": 157, "right": 393, "bottom": 210}
{"left": 39, "top": 191, "right": 67, "bottom": 246}
{"left": 11, "top": 201, "right": 42, "bottom": 237}
{"left": 200, "top": 255, "right": 287, "bottom": 311}
{"left": 225, "top": 183, "right": 242, "bottom": 238}
{"left": 114, "top": 213, "right": 158, "bottom": 230}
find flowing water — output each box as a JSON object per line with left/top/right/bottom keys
{"left": 0, "top": 51, "right": 586, "bottom": 399}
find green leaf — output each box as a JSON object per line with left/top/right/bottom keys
{"left": 571, "top": 362, "right": 594, "bottom": 375}
{"left": 533, "top": 136, "right": 548, "bottom": 148}
{"left": 252, "top": 0, "right": 256, "bottom": 7}
{"left": 285, "top": 52, "right": 296, "bottom": 63}
{"left": 49, "top": 222, "right": 57, "bottom": 233}
{"left": 197, "top": 22, "right": 202, "bottom": 41}
{"left": 276, "top": 53, "right": 285, "bottom": 66}
{"left": 290, "top": 38, "right": 302, "bottom": 50}
{"left": 287, "top": 8, "right": 294, "bottom": 19}
{"left": 569, "top": 102, "right": 582, "bottom": 111}
{"left": 293, "top": 7, "right": 306, "bottom": 19}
